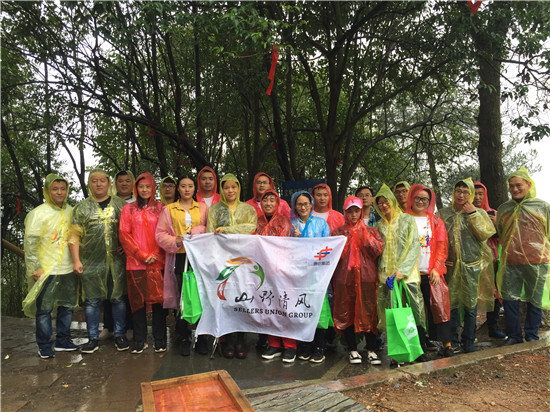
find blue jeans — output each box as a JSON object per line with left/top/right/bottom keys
{"left": 84, "top": 274, "right": 126, "bottom": 339}
{"left": 36, "top": 275, "right": 74, "bottom": 350}
{"left": 450, "top": 306, "right": 477, "bottom": 348}
{"left": 503, "top": 299, "right": 542, "bottom": 342}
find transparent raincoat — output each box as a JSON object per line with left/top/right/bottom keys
{"left": 70, "top": 169, "right": 127, "bottom": 301}
{"left": 197, "top": 166, "right": 221, "bottom": 206}
{"left": 374, "top": 184, "right": 424, "bottom": 330}
{"left": 496, "top": 167, "right": 550, "bottom": 309}
{"left": 311, "top": 183, "right": 345, "bottom": 232}
{"left": 473, "top": 181, "right": 499, "bottom": 263}
{"left": 23, "top": 174, "right": 78, "bottom": 317}
{"left": 256, "top": 190, "right": 293, "bottom": 237}
{"left": 332, "top": 196, "right": 384, "bottom": 334}
{"left": 206, "top": 173, "right": 257, "bottom": 234}
{"left": 246, "top": 172, "right": 291, "bottom": 218}
{"left": 159, "top": 176, "right": 176, "bottom": 205}
{"left": 437, "top": 178, "right": 495, "bottom": 312}
{"left": 119, "top": 172, "right": 165, "bottom": 312}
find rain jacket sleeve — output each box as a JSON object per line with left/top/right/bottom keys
{"left": 190, "top": 202, "right": 208, "bottom": 235}
{"left": 154, "top": 207, "right": 179, "bottom": 309}
{"left": 119, "top": 204, "right": 150, "bottom": 264}
{"left": 429, "top": 214, "right": 448, "bottom": 276}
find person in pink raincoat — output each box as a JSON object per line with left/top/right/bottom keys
{"left": 155, "top": 174, "right": 208, "bottom": 356}
{"left": 246, "top": 172, "right": 291, "bottom": 219}
{"left": 119, "top": 172, "right": 166, "bottom": 354}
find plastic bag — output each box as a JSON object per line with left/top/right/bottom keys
{"left": 430, "top": 276, "right": 451, "bottom": 324}
{"left": 317, "top": 294, "right": 334, "bottom": 329}
{"left": 180, "top": 258, "right": 203, "bottom": 324}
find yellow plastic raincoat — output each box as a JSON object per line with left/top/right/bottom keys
{"left": 70, "top": 169, "right": 127, "bottom": 300}
{"left": 374, "top": 184, "right": 425, "bottom": 330}
{"left": 159, "top": 176, "right": 176, "bottom": 205}
{"left": 23, "top": 174, "right": 78, "bottom": 317}
{"left": 437, "top": 178, "right": 496, "bottom": 312}
{"left": 206, "top": 173, "right": 257, "bottom": 234}
{"left": 497, "top": 167, "right": 550, "bottom": 309}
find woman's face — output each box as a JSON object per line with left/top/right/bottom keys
{"left": 178, "top": 178, "right": 195, "bottom": 201}
{"left": 137, "top": 181, "right": 152, "bottom": 201}
{"left": 295, "top": 194, "right": 312, "bottom": 220}
{"left": 412, "top": 190, "right": 430, "bottom": 215}
{"left": 346, "top": 206, "right": 362, "bottom": 224}
{"left": 222, "top": 180, "right": 239, "bottom": 204}
{"left": 376, "top": 196, "right": 392, "bottom": 219}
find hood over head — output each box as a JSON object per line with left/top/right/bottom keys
{"left": 291, "top": 190, "right": 314, "bottom": 219}
{"left": 43, "top": 173, "right": 70, "bottom": 208}
{"left": 406, "top": 184, "right": 436, "bottom": 215}
{"left": 373, "top": 183, "right": 401, "bottom": 223}
{"left": 392, "top": 181, "right": 411, "bottom": 193}
{"left": 219, "top": 173, "right": 241, "bottom": 205}
{"left": 87, "top": 169, "right": 114, "bottom": 201}
{"left": 508, "top": 166, "right": 536, "bottom": 200}
{"left": 343, "top": 195, "right": 364, "bottom": 226}
{"left": 452, "top": 177, "right": 475, "bottom": 206}
{"left": 312, "top": 183, "right": 334, "bottom": 212}
{"left": 197, "top": 166, "right": 218, "bottom": 202}
{"left": 159, "top": 175, "right": 176, "bottom": 204}
{"left": 260, "top": 189, "right": 280, "bottom": 216}
{"left": 473, "top": 181, "right": 493, "bottom": 211}
{"left": 252, "top": 173, "right": 276, "bottom": 201}
{"left": 134, "top": 172, "right": 157, "bottom": 206}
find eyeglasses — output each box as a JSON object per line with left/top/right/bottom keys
{"left": 454, "top": 189, "right": 470, "bottom": 196}
{"left": 357, "top": 194, "right": 372, "bottom": 199}
{"left": 377, "top": 200, "right": 390, "bottom": 207}
{"left": 296, "top": 202, "right": 311, "bottom": 208}
{"left": 256, "top": 180, "right": 270, "bottom": 185}
{"left": 163, "top": 184, "right": 176, "bottom": 188}
{"left": 395, "top": 189, "right": 408, "bottom": 195}
{"left": 414, "top": 197, "right": 430, "bottom": 204}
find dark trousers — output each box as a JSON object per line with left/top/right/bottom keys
{"left": 503, "top": 300, "right": 542, "bottom": 342}
{"left": 343, "top": 326, "right": 378, "bottom": 352}
{"left": 420, "top": 275, "right": 452, "bottom": 343}
{"left": 132, "top": 303, "right": 167, "bottom": 344}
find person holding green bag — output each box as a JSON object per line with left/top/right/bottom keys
{"left": 290, "top": 190, "right": 331, "bottom": 363}
{"left": 374, "top": 184, "right": 426, "bottom": 364}
{"left": 156, "top": 174, "right": 209, "bottom": 356}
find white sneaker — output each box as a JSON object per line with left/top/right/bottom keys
{"left": 349, "top": 350, "right": 362, "bottom": 364}
{"left": 367, "top": 351, "right": 382, "bottom": 365}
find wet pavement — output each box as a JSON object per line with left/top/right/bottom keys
{"left": 2, "top": 314, "right": 549, "bottom": 411}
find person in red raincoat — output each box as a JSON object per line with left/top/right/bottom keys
{"left": 246, "top": 172, "right": 291, "bottom": 219}
{"left": 332, "top": 196, "right": 384, "bottom": 365}
{"left": 196, "top": 166, "right": 220, "bottom": 207}
{"left": 119, "top": 172, "right": 166, "bottom": 354}
{"left": 405, "top": 184, "right": 453, "bottom": 357}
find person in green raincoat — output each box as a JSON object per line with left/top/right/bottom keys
{"left": 374, "top": 184, "right": 426, "bottom": 362}
{"left": 437, "top": 178, "right": 495, "bottom": 353}
{"left": 207, "top": 173, "right": 257, "bottom": 359}
{"left": 497, "top": 167, "right": 550, "bottom": 345}
{"left": 393, "top": 181, "right": 411, "bottom": 212}
{"left": 23, "top": 174, "right": 79, "bottom": 358}
{"left": 159, "top": 176, "right": 177, "bottom": 205}
{"left": 69, "top": 169, "right": 128, "bottom": 354}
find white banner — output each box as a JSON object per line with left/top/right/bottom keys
{"left": 184, "top": 233, "right": 346, "bottom": 341}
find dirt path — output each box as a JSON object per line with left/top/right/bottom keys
{"left": 344, "top": 347, "right": 550, "bottom": 412}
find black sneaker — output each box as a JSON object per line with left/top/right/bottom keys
{"left": 180, "top": 339, "right": 191, "bottom": 356}
{"left": 262, "top": 346, "right": 283, "bottom": 360}
{"left": 38, "top": 347, "right": 55, "bottom": 359}
{"left": 195, "top": 336, "right": 208, "bottom": 355}
{"left": 450, "top": 344, "right": 462, "bottom": 354}
{"left": 54, "top": 340, "right": 79, "bottom": 352}
{"left": 416, "top": 354, "right": 429, "bottom": 362}
{"left": 131, "top": 342, "right": 148, "bottom": 354}
{"left": 282, "top": 348, "right": 296, "bottom": 363}
{"left": 500, "top": 337, "right": 523, "bottom": 346}
{"left": 309, "top": 347, "right": 325, "bottom": 363}
{"left": 462, "top": 344, "right": 479, "bottom": 353}
{"left": 81, "top": 339, "right": 99, "bottom": 354}
{"left": 115, "top": 336, "right": 130, "bottom": 351}
{"left": 297, "top": 345, "right": 312, "bottom": 361}
{"left": 488, "top": 329, "right": 507, "bottom": 340}
{"left": 154, "top": 339, "right": 167, "bottom": 353}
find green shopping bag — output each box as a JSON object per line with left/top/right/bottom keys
{"left": 317, "top": 294, "right": 334, "bottom": 329}
{"left": 180, "top": 257, "right": 203, "bottom": 324}
{"left": 385, "top": 279, "right": 424, "bottom": 362}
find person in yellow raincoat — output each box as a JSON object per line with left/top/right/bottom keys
{"left": 69, "top": 169, "right": 128, "bottom": 354}
{"left": 159, "top": 176, "right": 177, "bottom": 205}
{"left": 437, "top": 178, "right": 495, "bottom": 353}
{"left": 207, "top": 173, "right": 257, "bottom": 359}
{"left": 374, "top": 184, "right": 426, "bottom": 363}
{"left": 23, "top": 174, "right": 79, "bottom": 358}
{"left": 392, "top": 181, "right": 411, "bottom": 212}
{"left": 497, "top": 167, "right": 550, "bottom": 345}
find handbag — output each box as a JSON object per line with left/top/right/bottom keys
{"left": 385, "top": 279, "right": 424, "bottom": 362}
{"left": 179, "top": 256, "right": 203, "bottom": 324}
{"left": 430, "top": 276, "right": 451, "bottom": 324}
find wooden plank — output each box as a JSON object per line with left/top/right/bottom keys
{"left": 217, "top": 370, "right": 255, "bottom": 412}
{"left": 140, "top": 382, "right": 156, "bottom": 412}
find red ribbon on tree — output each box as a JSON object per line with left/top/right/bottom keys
{"left": 467, "top": 0, "right": 482, "bottom": 15}
{"left": 16, "top": 193, "right": 20, "bottom": 214}
{"left": 148, "top": 125, "right": 155, "bottom": 137}
{"left": 266, "top": 43, "right": 279, "bottom": 95}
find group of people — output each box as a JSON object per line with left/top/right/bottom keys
{"left": 23, "top": 166, "right": 549, "bottom": 368}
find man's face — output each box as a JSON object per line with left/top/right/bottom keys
{"left": 90, "top": 174, "right": 110, "bottom": 199}
{"left": 49, "top": 181, "right": 68, "bottom": 208}
{"left": 394, "top": 185, "right": 409, "bottom": 206}
{"left": 346, "top": 206, "right": 362, "bottom": 224}
{"left": 261, "top": 194, "right": 277, "bottom": 216}
{"left": 357, "top": 188, "right": 373, "bottom": 208}
{"left": 200, "top": 172, "right": 215, "bottom": 193}
{"left": 314, "top": 188, "right": 330, "bottom": 210}
{"left": 116, "top": 175, "right": 133, "bottom": 198}
{"left": 255, "top": 175, "right": 271, "bottom": 198}
{"left": 473, "top": 188, "right": 485, "bottom": 208}
{"left": 453, "top": 187, "right": 470, "bottom": 207}
{"left": 508, "top": 177, "right": 531, "bottom": 200}
{"left": 161, "top": 181, "right": 176, "bottom": 201}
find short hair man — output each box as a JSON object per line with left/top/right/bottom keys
{"left": 246, "top": 172, "right": 291, "bottom": 219}
{"left": 23, "top": 174, "right": 79, "bottom": 358}
{"left": 355, "top": 186, "right": 379, "bottom": 227}
{"left": 196, "top": 166, "right": 220, "bottom": 207}
{"left": 497, "top": 167, "right": 550, "bottom": 345}
{"left": 393, "top": 181, "right": 410, "bottom": 212}
{"left": 159, "top": 176, "right": 176, "bottom": 205}
{"left": 437, "top": 178, "right": 496, "bottom": 353}
{"left": 115, "top": 170, "right": 135, "bottom": 203}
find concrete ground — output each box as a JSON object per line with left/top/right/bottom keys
{"left": 1, "top": 314, "right": 548, "bottom": 412}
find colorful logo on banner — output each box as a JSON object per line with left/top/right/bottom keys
{"left": 314, "top": 246, "right": 332, "bottom": 260}
{"left": 216, "top": 257, "right": 265, "bottom": 300}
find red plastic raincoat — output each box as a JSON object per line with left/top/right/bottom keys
{"left": 474, "top": 181, "right": 499, "bottom": 263}
{"left": 312, "top": 183, "right": 345, "bottom": 232}
{"left": 256, "top": 190, "right": 293, "bottom": 237}
{"left": 246, "top": 173, "right": 291, "bottom": 219}
{"left": 332, "top": 196, "right": 384, "bottom": 334}
{"left": 196, "top": 166, "right": 221, "bottom": 206}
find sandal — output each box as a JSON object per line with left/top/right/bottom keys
{"left": 235, "top": 343, "right": 247, "bottom": 359}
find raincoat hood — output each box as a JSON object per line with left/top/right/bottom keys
{"left": 392, "top": 181, "right": 411, "bottom": 193}
{"left": 473, "top": 181, "right": 493, "bottom": 212}
{"left": 159, "top": 176, "right": 176, "bottom": 204}
{"left": 452, "top": 178, "right": 475, "bottom": 206}
{"left": 344, "top": 196, "right": 364, "bottom": 227}
{"left": 197, "top": 166, "right": 219, "bottom": 202}
{"left": 291, "top": 190, "right": 314, "bottom": 219}
{"left": 508, "top": 166, "right": 536, "bottom": 200}
{"left": 312, "top": 183, "right": 334, "bottom": 213}
{"left": 260, "top": 189, "right": 281, "bottom": 216}
{"left": 219, "top": 173, "right": 241, "bottom": 206}
{"left": 87, "top": 169, "right": 115, "bottom": 201}
{"left": 406, "top": 184, "right": 436, "bottom": 215}
{"left": 373, "top": 184, "right": 401, "bottom": 224}
{"left": 115, "top": 170, "right": 135, "bottom": 198}
{"left": 134, "top": 172, "right": 157, "bottom": 207}
{"left": 252, "top": 173, "right": 276, "bottom": 201}
{"left": 43, "top": 173, "right": 70, "bottom": 208}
